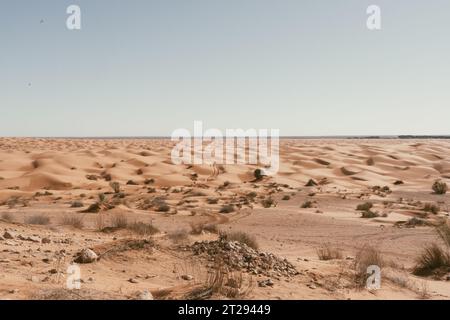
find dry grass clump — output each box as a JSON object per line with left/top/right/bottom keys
{"left": 413, "top": 243, "right": 450, "bottom": 276}
{"left": 70, "top": 201, "right": 84, "bottom": 208}
{"left": 109, "top": 181, "right": 120, "bottom": 194}
{"left": 25, "top": 214, "right": 51, "bottom": 225}
{"left": 301, "top": 200, "right": 314, "bottom": 208}
{"left": 356, "top": 202, "right": 373, "bottom": 211}
{"left": 127, "top": 221, "right": 159, "bottom": 236}
{"left": 111, "top": 213, "right": 128, "bottom": 229}
{"left": 61, "top": 215, "right": 84, "bottom": 229}
{"left": 180, "top": 261, "right": 253, "bottom": 300}
{"left": 437, "top": 222, "right": 450, "bottom": 248}
{"left": 168, "top": 229, "right": 189, "bottom": 243}
{"left": 361, "top": 210, "right": 379, "bottom": 218}
{"left": 432, "top": 180, "right": 447, "bottom": 195}
{"left": 219, "top": 204, "right": 235, "bottom": 213}
{"left": 353, "top": 245, "right": 384, "bottom": 288}
{"left": 220, "top": 231, "right": 259, "bottom": 250}
{"left": 261, "top": 197, "right": 275, "bottom": 208}
{"left": 422, "top": 203, "right": 440, "bottom": 214}
{"left": 190, "top": 222, "right": 219, "bottom": 235}
{"left": 316, "top": 243, "right": 343, "bottom": 260}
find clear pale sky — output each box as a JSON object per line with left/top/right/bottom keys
{"left": 1, "top": 0, "right": 449, "bottom": 137}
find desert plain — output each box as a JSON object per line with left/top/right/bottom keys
{"left": 0, "top": 138, "right": 449, "bottom": 300}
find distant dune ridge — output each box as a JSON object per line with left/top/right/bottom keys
{"left": 0, "top": 138, "right": 449, "bottom": 197}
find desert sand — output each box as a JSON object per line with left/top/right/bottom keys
{"left": 0, "top": 138, "right": 449, "bottom": 300}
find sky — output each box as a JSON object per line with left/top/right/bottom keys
{"left": 1, "top": 0, "right": 449, "bottom": 137}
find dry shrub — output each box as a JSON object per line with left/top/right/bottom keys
{"left": 432, "top": 180, "right": 447, "bottom": 195}
{"left": 437, "top": 222, "right": 450, "bottom": 248}
{"left": 190, "top": 222, "right": 218, "bottom": 235}
{"left": 413, "top": 243, "right": 450, "bottom": 276}
{"left": 219, "top": 204, "right": 235, "bottom": 213}
{"left": 356, "top": 202, "right": 373, "bottom": 211}
{"left": 353, "top": 245, "right": 384, "bottom": 288}
{"left": 25, "top": 214, "right": 51, "bottom": 225}
{"left": 61, "top": 215, "right": 84, "bottom": 229}
{"left": 127, "top": 221, "right": 159, "bottom": 236}
{"left": 301, "top": 200, "right": 314, "bottom": 208}
{"left": 96, "top": 213, "right": 106, "bottom": 231}
{"left": 316, "top": 243, "right": 343, "bottom": 260}
{"left": 70, "top": 201, "right": 84, "bottom": 208}
{"left": 109, "top": 181, "right": 120, "bottom": 194}
{"left": 361, "top": 210, "right": 379, "bottom": 218}
{"left": 423, "top": 203, "right": 440, "bottom": 214}
{"left": 221, "top": 231, "right": 258, "bottom": 250}
{"left": 168, "top": 229, "right": 189, "bottom": 243}
{"left": 261, "top": 198, "right": 275, "bottom": 208}
{"left": 184, "top": 261, "right": 253, "bottom": 300}
{"left": 111, "top": 214, "right": 128, "bottom": 229}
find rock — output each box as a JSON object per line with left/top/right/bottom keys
{"left": 3, "top": 231, "right": 17, "bottom": 239}
{"left": 74, "top": 248, "right": 98, "bottom": 264}
{"left": 307, "top": 284, "right": 317, "bottom": 289}
{"left": 8, "top": 289, "right": 18, "bottom": 294}
{"left": 137, "top": 290, "right": 153, "bottom": 300}
{"left": 18, "top": 235, "right": 41, "bottom": 242}
{"left": 0, "top": 259, "right": 10, "bottom": 263}
{"left": 128, "top": 278, "right": 139, "bottom": 284}
{"left": 0, "top": 236, "right": 4, "bottom": 241}
{"left": 181, "top": 274, "right": 194, "bottom": 281}
{"left": 49, "top": 268, "right": 58, "bottom": 274}
{"left": 41, "top": 238, "right": 51, "bottom": 244}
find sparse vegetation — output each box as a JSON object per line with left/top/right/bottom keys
{"left": 111, "top": 213, "right": 128, "bottom": 229}
{"left": 61, "top": 215, "right": 84, "bottom": 229}
{"left": 413, "top": 243, "right": 450, "bottom": 276}
{"left": 282, "top": 195, "right": 291, "bottom": 201}
{"left": 190, "top": 222, "right": 219, "bottom": 235}
{"left": 356, "top": 202, "right": 373, "bottom": 211}
{"left": 353, "top": 245, "right": 384, "bottom": 288}
{"left": 316, "top": 244, "right": 343, "bottom": 260}
{"left": 301, "top": 200, "right": 314, "bottom": 208}
{"left": 221, "top": 231, "right": 259, "bottom": 250}
{"left": 127, "top": 221, "right": 159, "bottom": 236}
{"left": 109, "top": 181, "right": 120, "bottom": 194}
{"left": 168, "top": 229, "right": 189, "bottom": 243}
{"left": 25, "top": 214, "right": 51, "bottom": 225}
{"left": 261, "top": 197, "right": 275, "bottom": 208}
{"left": 432, "top": 180, "right": 447, "bottom": 195}
{"left": 361, "top": 210, "right": 379, "bottom": 218}
{"left": 70, "top": 201, "right": 84, "bottom": 208}
{"left": 219, "top": 204, "right": 235, "bottom": 213}
{"left": 423, "top": 203, "right": 440, "bottom": 214}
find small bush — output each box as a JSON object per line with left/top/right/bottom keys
{"left": 25, "top": 215, "right": 51, "bottom": 225}
{"left": 156, "top": 202, "right": 170, "bottom": 212}
{"left": 423, "top": 203, "right": 440, "bottom": 214}
{"left": 282, "top": 195, "right": 291, "bottom": 201}
{"left": 219, "top": 204, "right": 235, "bottom": 213}
{"left": 405, "top": 217, "right": 426, "bottom": 227}
{"left": 70, "top": 201, "right": 84, "bottom": 208}
{"left": 432, "top": 180, "right": 447, "bottom": 195}
{"left": 413, "top": 243, "right": 450, "bottom": 276}
{"left": 316, "top": 244, "right": 343, "bottom": 260}
{"left": 109, "top": 182, "right": 120, "bottom": 194}
{"left": 61, "top": 215, "right": 84, "bottom": 229}
{"left": 221, "top": 231, "right": 259, "bottom": 250}
{"left": 301, "top": 200, "right": 314, "bottom": 208}
{"left": 356, "top": 202, "right": 373, "bottom": 211}
{"left": 361, "top": 210, "right": 379, "bottom": 218}
{"left": 261, "top": 198, "right": 274, "bottom": 208}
